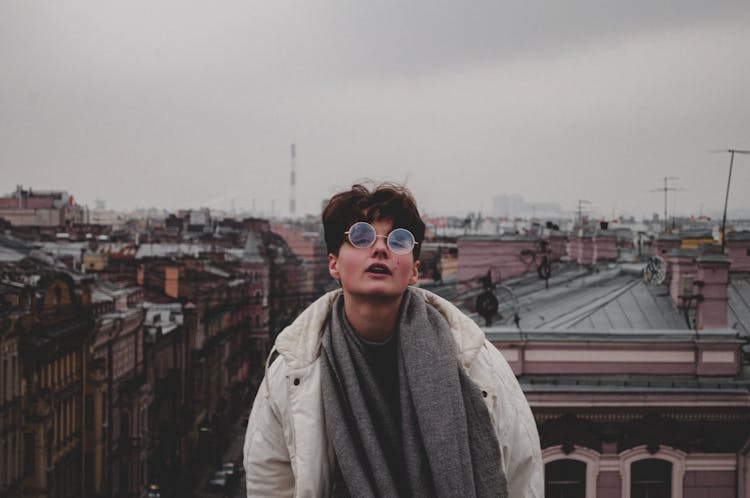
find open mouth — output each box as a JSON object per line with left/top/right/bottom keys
{"left": 366, "top": 263, "right": 392, "bottom": 275}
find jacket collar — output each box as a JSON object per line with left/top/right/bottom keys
{"left": 273, "top": 287, "right": 486, "bottom": 370}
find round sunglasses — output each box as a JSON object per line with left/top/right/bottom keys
{"left": 344, "top": 222, "right": 418, "bottom": 255}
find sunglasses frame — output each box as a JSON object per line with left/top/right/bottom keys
{"left": 344, "top": 221, "right": 419, "bottom": 255}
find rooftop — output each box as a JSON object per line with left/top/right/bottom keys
{"left": 468, "top": 263, "right": 692, "bottom": 332}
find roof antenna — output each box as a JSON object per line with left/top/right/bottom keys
{"left": 650, "top": 177, "right": 680, "bottom": 233}
{"left": 289, "top": 143, "right": 296, "bottom": 217}
{"left": 710, "top": 148, "right": 750, "bottom": 250}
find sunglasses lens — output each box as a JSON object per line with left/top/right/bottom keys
{"left": 348, "top": 222, "right": 375, "bottom": 248}
{"left": 388, "top": 228, "right": 415, "bottom": 254}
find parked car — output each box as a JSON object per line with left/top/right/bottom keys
{"left": 208, "top": 470, "right": 229, "bottom": 489}
{"left": 221, "top": 462, "right": 238, "bottom": 476}
{"left": 143, "top": 484, "right": 161, "bottom": 498}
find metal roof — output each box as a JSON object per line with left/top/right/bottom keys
{"left": 135, "top": 243, "right": 206, "bottom": 259}
{"left": 529, "top": 269, "right": 684, "bottom": 332}
{"left": 475, "top": 263, "right": 691, "bottom": 332}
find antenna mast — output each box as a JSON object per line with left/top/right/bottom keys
{"left": 713, "top": 148, "right": 750, "bottom": 250}
{"left": 650, "top": 177, "right": 679, "bottom": 232}
{"left": 289, "top": 143, "right": 296, "bottom": 217}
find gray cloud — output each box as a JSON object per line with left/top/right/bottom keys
{"left": 1, "top": 2, "right": 749, "bottom": 218}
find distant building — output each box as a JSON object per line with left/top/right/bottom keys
{"left": 0, "top": 185, "right": 84, "bottom": 228}
{"left": 491, "top": 194, "right": 564, "bottom": 220}
{"left": 0, "top": 260, "right": 98, "bottom": 498}
{"left": 90, "top": 281, "right": 151, "bottom": 497}
{"left": 270, "top": 221, "right": 331, "bottom": 296}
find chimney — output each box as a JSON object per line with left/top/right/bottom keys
{"left": 695, "top": 255, "right": 731, "bottom": 329}
{"left": 726, "top": 231, "right": 750, "bottom": 272}
{"left": 164, "top": 266, "right": 180, "bottom": 299}
{"left": 578, "top": 231, "right": 595, "bottom": 265}
{"left": 593, "top": 229, "right": 618, "bottom": 263}
{"left": 137, "top": 264, "right": 145, "bottom": 286}
{"left": 544, "top": 230, "right": 567, "bottom": 262}
{"left": 666, "top": 249, "right": 699, "bottom": 309}
{"left": 653, "top": 232, "right": 681, "bottom": 257}
{"left": 568, "top": 232, "right": 580, "bottom": 262}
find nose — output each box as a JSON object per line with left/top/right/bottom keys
{"left": 371, "top": 234, "right": 389, "bottom": 257}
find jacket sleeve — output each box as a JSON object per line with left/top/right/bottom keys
{"left": 243, "top": 360, "right": 295, "bottom": 497}
{"left": 484, "top": 342, "right": 544, "bottom": 498}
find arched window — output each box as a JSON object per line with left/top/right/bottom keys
{"left": 632, "top": 459, "right": 671, "bottom": 498}
{"left": 545, "top": 459, "right": 586, "bottom": 498}
{"left": 619, "top": 445, "right": 685, "bottom": 498}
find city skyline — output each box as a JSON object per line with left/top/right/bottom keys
{"left": 2, "top": 2, "right": 749, "bottom": 219}
{"left": 3, "top": 183, "right": 749, "bottom": 223}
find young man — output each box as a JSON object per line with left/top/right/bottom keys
{"left": 244, "top": 184, "right": 542, "bottom": 497}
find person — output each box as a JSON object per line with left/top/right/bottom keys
{"left": 243, "top": 183, "right": 543, "bottom": 497}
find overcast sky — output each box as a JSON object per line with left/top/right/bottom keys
{"left": 2, "top": 1, "right": 749, "bottom": 219}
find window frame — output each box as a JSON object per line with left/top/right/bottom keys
{"left": 542, "top": 445, "right": 600, "bottom": 498}
{"left": 619, "top": 446, "right": 686, "bottom": 498}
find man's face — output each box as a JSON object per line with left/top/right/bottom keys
{"left": 328, "top": 219, "right": 419, "bottom": 302}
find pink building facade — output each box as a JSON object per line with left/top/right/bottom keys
{"left": 653, "top": 233, "right": 682, "bottom": 257}
{"left": 593, "top": 230, "right": 618, "bottom": 262}
{"left": 546, "top": 231, "right": 568, "bottom": 262}
{"left": 457, "top": 235, "right": 541, "bottom": 294}
{"left": 0, "top": 185, "right": 84, "bottom": 228}
{"left": 486, "top": 327, "right": 749, "bottom": 498}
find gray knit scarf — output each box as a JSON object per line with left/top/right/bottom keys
{"left": 321, "top": 289, "right": 508, "bottom": 498}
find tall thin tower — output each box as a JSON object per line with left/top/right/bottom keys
{"left": 289, "top": 143, "right": 296, "bottom": 217}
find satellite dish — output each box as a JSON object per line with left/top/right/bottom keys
{"left": 644, "top": 255, "right": 667, "bottom": 285}
{"left": 475, "top": 284, "right": 520, "bottom": 327}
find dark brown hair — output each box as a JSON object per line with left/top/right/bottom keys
{"left": 322, "top": 183, "right": 425, "bottom": 259}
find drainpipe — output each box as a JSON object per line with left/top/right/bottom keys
{"left": 739, "top": 435, "right": 750, "bottom": 498}
{"left": 81, "top": 338, "right": 87, "bottom": 498}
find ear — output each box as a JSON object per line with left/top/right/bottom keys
{"left": 328, "top": 253, "right": 341, "bottom": 281}
{"left": 408, "top": 260, "right": 420, "bottom": 286}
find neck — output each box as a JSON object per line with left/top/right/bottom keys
{"left": 342, "top": 292, "right": 403, "bottom": 342}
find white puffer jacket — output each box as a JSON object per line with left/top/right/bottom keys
{"left": 243, "top": 288, "right": 543, "bottom": 497}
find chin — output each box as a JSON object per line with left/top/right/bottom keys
{"left": 346, "top": 286, "right": 406, "bottom": 302}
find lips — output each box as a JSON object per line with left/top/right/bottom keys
{"left": 365, "top": 263, "right": 392, "bottom": 275}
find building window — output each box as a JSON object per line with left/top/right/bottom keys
{"left": 11, "top": 434, "right": 16, "bottom": 482}
{"left": 2, "top": 438, "right": 6, "bottom": 488}
{"left": 23, "top": 432, "right": 35, "bottom": 477}
{"left": 12, "top": 356, "right": 17, "bottom": 398}
{"left": 120, "top": 461, "right": 129, "bottom": 494}
{"left": 120, "top": 413, "right": 129, "bottom": 441}
{"left": 254, "top": 291, "right": 261, "bottom": 305}
{"left": 545, "top": 459, "right": 585, "bottom": 498}
{"left": 2, "top": 358, "right": 6, "bottom": 402}
{"left": 85, "top": 395, "right": 94, "bottom": 430}
{"left": 631, "top": 459, "right": 671, "bottom": 498}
